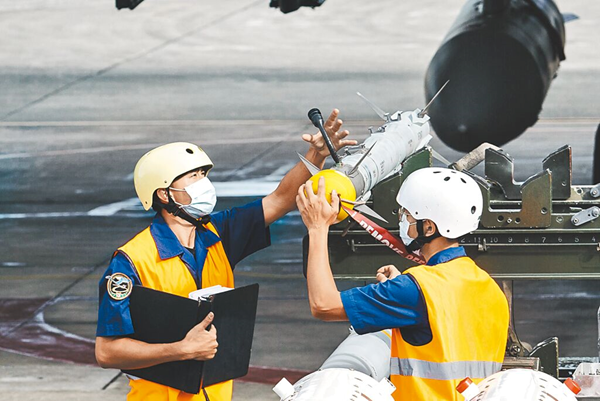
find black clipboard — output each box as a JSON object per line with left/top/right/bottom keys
{"left": 122, "top": 283, "right": 259, "bottom": 394}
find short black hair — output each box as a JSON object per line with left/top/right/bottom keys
{"left": 172, "top": 166, "right": 210, "bottom": 183}
{"left": 151, "top": 166, "right": 210, "bottom": 213}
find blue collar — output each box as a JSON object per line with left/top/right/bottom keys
{"left": 150, "top": 214, "right": 221, "bottom": 260}
{"left": 426, "top": 246, "right": 467, "bottom": 266}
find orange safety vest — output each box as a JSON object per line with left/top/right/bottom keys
{"left": 390, "top": 256, "right": 509, "bottom": 401}
{"left": 118, "top": 222, "right": 235, "bottom": 401}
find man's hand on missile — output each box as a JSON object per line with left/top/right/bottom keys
{"left": 302, "top": 109, "right": 357, "bottom": 157}
{"left": 297, "top": 177, "right": 339, "bottom": 231}
{"left": 297, "top": 176, "right": 349, "bottom": 322}
{"left": 262, "top": 110, "right": 352, "bottom": 226}
{"left": 376, "top": 265, "right": 401, "bottom": 283}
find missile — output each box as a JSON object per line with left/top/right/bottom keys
{"left": 301, "top": 95, "right": 433, "bottom": 223}
{"left": 273, "top": 329, "right": 395, "bottom": 400}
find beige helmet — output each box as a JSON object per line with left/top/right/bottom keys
{"left": 134, "top": 142, "right": 214, "bottom": 210}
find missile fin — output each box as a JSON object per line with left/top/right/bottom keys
{"left": 420, "top": 80, "right": 450, "bottom": 117}
{"left": 354, "top": 204, "right": 389, "bottom": 223}
{"left": 417, "top": 134, "right": 432, "bottom": 150}
{"left": 347, "top": 142, "right": 377, "bottom": 176}
{"left": 356, "top": 92, "right": 388, "bottom": 121}
{"left": 431, "top": 148, "right": 452, "bottom": 166}
{"left": 562, "top": 13, "right": 579, "bottom": 23}
{"left": 297, "top": 152, "right": 321, "bottom": 176}
{"left": 339, "top": 198, "right": 366, "bottom": 206}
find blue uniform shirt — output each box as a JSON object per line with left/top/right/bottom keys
{"left": 340, "top": 247, "right": 467, "bottom": 345}
{"left": 96, "top": 199, "right": 270, "bottom": 337}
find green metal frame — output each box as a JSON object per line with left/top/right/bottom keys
{"left": 323, "top": 146, "right": 600, "bottom": 281}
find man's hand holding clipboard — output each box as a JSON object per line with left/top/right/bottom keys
{"left": 180, "top": 312, "right": 218, "bottom": 361}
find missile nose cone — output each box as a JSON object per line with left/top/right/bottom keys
{"left": 309, "top": 170, "right": 357, "bottom": 222}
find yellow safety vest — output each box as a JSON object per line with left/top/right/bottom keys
{"left": 390, "top": 256, "right": 509, "bottom": 400}
{"left": 119, "top": 222, "right": 235, "bottom": 401}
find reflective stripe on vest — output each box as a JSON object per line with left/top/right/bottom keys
{"left": 390, "top": 357, "right": 502, "bottom": 380}
{"left": 390, "top": 256, "right": 509, "bottom": 401}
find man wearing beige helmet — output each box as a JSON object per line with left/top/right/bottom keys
{"left": 94, "top": 110, "right": 356, "bottom": 401}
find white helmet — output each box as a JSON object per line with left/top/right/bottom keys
{"left": 396, "top": 167, "right": 483, "bottom": 239}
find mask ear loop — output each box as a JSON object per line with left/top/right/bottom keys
{"left": 410, "top": 220, "right": 441, "bottom": 251}
{"left": 162, "top": 188, "right": 210, "bottom": 231}
{"left": 168, "top": 187, "right": 186, "bottom": 205}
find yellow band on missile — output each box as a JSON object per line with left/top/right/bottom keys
{"left": 310, "top": 169, "right": 357, "bottom": 222}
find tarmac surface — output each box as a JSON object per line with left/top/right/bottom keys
{"left": 0, "top": 0, "right": 599, "bottom": 400}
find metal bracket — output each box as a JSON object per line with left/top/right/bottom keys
{"left": 338, "top": 144, "right": 366, "bottom": 158}
{"left": 542, "top": 145, "right": 572, "bottom": 200}
{"left": 502, "top": 356, "right": 540, "bottom": 371}
{"left": 480, "top": 169, "right": 552, "bottom": 228}
{"left": 529, "top": 337, "right": 559, "bottom": 378}
{"left": 571, "top": 206, "right": 600, "bottom": 226}
{"left": 485, "top": 146, "right": 572, "bottom": 201}
{"left": 485, "top": 148, "right": 523, "bottom": 200}
{"left": 367, "top": 126, "right": 385, "bottom": 134}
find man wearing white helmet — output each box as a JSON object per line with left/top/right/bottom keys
{"left": 94, "top": 110, "right": 356, "bottom": 401}
{"left": 297, "top": 167, "right": 509, "bottom": 401}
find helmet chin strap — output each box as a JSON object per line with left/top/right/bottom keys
{"left": 163, "top": 192, "right": 210, "bottom": 231}
{"left": 409, "top": 220, "right": 441, "bottom": 251}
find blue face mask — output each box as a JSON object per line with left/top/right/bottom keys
{"left": 171, "top": 177, "right": 217, "bottom": 219}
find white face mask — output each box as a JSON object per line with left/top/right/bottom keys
{"left": 171, "top": 177, "right": 217, "bottom": 219}
{"left": 398, "top": 212, "right": 417, "bottom": 248}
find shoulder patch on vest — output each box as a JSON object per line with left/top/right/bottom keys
{"left": 106, "top": 273, "right": 133, "bottom": 301}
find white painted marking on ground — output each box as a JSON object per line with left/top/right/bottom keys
{"left": 0, "top": 377, "right": 42, "bottom": 382}
{"left": 33, "top": 314, "right": 95, "bottom": 344}
{"left": 87, "top": 198, "right": 141, "bottom": 216}
{"left": 214, "top": 181, "right": 278, "bottom": 197}
{"left": 272, "top": 259, "right": 303, "bottom": 264}
{"left": 0, "top": 169, "right": 297, "bottom": 219}
{"left": 1, "top": 262, "right": 26, "bottom": 267}
{"left": 213, "top": 162, "right": 294, "bottom": 196}
{"left": 0, "top": 212, "right": 89, "bottom": 219}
